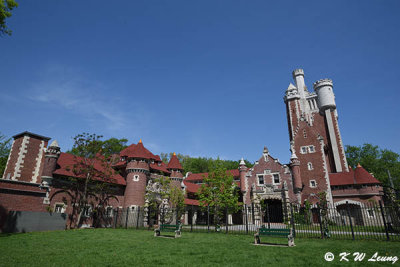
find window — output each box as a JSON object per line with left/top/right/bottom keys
{"left": 300, "top": 146, "right": 308, "bottom": 154}
{"left": 303, "top": 129, "right": 307, "bottom": 138}
{"left": 310, "top": 180, "right": 317, "bottom": 188}
{"left": 106, "top": 207, "right": 113, "bottom": 217}
{"left": 308, "top": 145, "right": 315, "bottom": 153}
{"left": 133, "top": 175, "right": 139, "bottom": 181}
{"left": 367, "top": 209, "right": 375, "bottom": 218}
{"left": 307, "top": 162, "right": 313, "bottom": 170}
{"left": 273, "top": 173, "right": 280, "bottom": 184}
{"left": 54, "top": 203, "right": 66, "bottom": 213}
{"left": 258, "top": 175, "right": 264, "bottom": 185}
{"left": 83, "top": 206, "right": 92, "bottom": 217}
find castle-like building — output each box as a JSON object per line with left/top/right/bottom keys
{"left": 0, "top": 69, "right": 382, "bottom": 230}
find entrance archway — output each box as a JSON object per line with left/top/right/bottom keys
{"left": 262, "top": 199, "right": 283, "bottom": 223}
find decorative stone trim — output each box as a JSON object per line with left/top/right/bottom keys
{"left": 31, "top": 140, "right": 45, "bottom": 183}
{"left": 12, "top": 136, "right": 30, "bottom": 180}
{"left": 126, "top": 168, "right": 149, "bottom": 174}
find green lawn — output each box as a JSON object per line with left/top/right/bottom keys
{"left": 0, "top": 229, "right": 399, "bottom": 266}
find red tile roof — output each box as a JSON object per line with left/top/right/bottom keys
{"left": 120, "top": 142, "right": 158, "bottom": 160}
{"left": 150, "top": 162, "right": 171, "bottom": 174}
{"left": 184, "top": 181, "right": 201, "bottom": 193}
{"left": 167, "top": 153, "right": 183, "bottom": 170}
{"left": 184, "top": 198, "right": 199, "bottom": 206}
{"left": 329, "top": 165, "right": 380, "bottom": 186}
{"left": 53, "top": 152, "right": 126, "bottom": 185}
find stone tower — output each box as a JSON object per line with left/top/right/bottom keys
{"left": 167, "top": 152, "right": 184, "bottom": 188}
{"left": 284, "top": 69, "right": 348, "bottom": 205}
{"left": 122, "top": 140, "right": 151, "bottom": 208}
{"left": 2, "top": 131, "right": 50, "bottom": 183}
{"left": 41, "top": 140, "right": 61, "bottom": 187}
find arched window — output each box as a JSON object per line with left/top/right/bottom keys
{"left": 307, "top": 162, "right": 313, "bottom": 170}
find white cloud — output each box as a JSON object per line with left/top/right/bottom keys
{"left": 27, "top": 65, "right": 147, "bottom": 136}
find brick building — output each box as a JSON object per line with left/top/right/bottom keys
{"left": 0, "top": 69, "right": 382, "bottom": 231}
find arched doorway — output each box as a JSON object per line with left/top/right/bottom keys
{"left": 336, "top": 203, "right": 364, "bottom": 226}
{"left": 262, "top": 199, "right": 283, "bottom": 223}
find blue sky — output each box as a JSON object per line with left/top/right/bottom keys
{"left": 1, "top": 0, "right": 399, "bottom": 163}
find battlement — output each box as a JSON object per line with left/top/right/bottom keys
{"left": 292, "top": 69, "right": 304, "bottom": 79}
{"left": 313, "top": 79, "right": 333, "bottom": 90}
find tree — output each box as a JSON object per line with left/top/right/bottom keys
{"left": 67, "top": 137, "right": 128, "bottom": 158}
{"left": 197, "top": 168, "right": 240, "bottom": 225}
{"left": 0, "top": 0, "right": 18, "bottom": 36}
{"left": 160, "top": 152, "right": 253, "bottom": 174}
{"left": 345, "top": 143, "right": 400, "bottom": 190}
{"left": 51, "top": 133, "right": 118, "bottom": 228}
{"left": 0, "top": 132, "right": 11, "bottom": 177}
{"left": 145, "top": 176, "right": 185, "bottom": 224}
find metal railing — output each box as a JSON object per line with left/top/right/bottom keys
{"left": 107, "top": 201, "right": 400, "bottom": 241}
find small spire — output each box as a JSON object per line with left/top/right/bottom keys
{"left": 173, "top": 152, "right": 176, "bottom": 156}
{"left": 357, "top": 163, "right": 362, "bottom": 168}
{"left": 49, "top": 140, "right": 59, "bottom": 148}
{"left": 290, "top": 151, "right": 298, "bottom": 160}
{"left": 240, "top": 158, "right": 245, "bottom": 165}
{"left": 263, "top": 146, "right": 268, "bottom": 154}
{"left": 139, "top": 139, "right": 142, "bottom": 144}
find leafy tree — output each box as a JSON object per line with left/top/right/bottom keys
{"left": 0, "top": 0, "right": 18, "bottom": 36}
{"left": 67, "top": 137, "right": 128, "bottom": 158}
{"left": 145, "top": 176, "right": 185, "bottom": 224}
{"left": 345, "top": 144, "right": 400, "bottom": 190}
{"left": 161, "top": 152, "right": 253, "bottom": 174}
{"left": 51, "top": 133, "right": 118, "bottom": 228}
{"left": 197, "top": 168, "right": 240, "bottom": 225}
{"left": 0, "top": 132, "right": 11, "bottom": 177}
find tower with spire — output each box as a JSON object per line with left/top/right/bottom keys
{"left": 167, "top": 152, "right": 184, "bottom": 188}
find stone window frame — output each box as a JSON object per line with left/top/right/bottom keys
{"left": 367, "top": 209, "right": 375, "bottom": 218}
{"left": 309, "top": 180, "right": 317, "bottom": 188}
{"left": 308, "top": 145, "right": 316, "bottom": 153}
{"left": 54, "top": 202, "right": 67, "bottom": 213}
{"left": 300, "top": 146, "right": 308, "bottom": 154}
{"left": 257, "top": 174, "right": 264, "bottom": 186}
{"left": 82, "top": 205, "right": 92, "bottom": 217}
{"left": 133, "top": 174, "right": 139, "bottom": 181}
{"left": 307, "top": 162, "right": 313, "bottom": 170}
{"left": 272, "top": 173, "right": 281, "bottom": 185}
{"left": 106, "top": 206, "right": 114, "bottom": 217}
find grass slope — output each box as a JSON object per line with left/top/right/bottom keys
{"left": 0, "top": 229, "right": 399, "bottom": 266}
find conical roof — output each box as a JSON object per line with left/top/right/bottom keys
{"left": 119, "top": 141, "right": 158, "bottom": 160}
{"left": 167, "top": 152, "right": 183, "bottom": 170}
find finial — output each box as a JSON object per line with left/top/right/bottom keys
{"left": 139, "top": 139, "right": 142, "bottom": 144}
{"left": 357, "top": 163, "right": 361, "bottom": 168}
{"left": 263, "top": 146, "right": 268, "bottom": 154}
{"left": 290, "top": 151, "right": 298, "bottom": 160}
{"left": 173, "top": 152, "right": 176, "bottom": 156}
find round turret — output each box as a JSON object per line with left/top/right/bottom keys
{"left": 313, "top": 78, "right": 336, "bottom": 112}
{"left": 292, "top": 69, "right": 304, "bottom": 79}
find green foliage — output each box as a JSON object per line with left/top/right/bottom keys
{"left": 0, "top": 132, "right": 11, "bottom": 177}
{"left": 345, "top": 143, "right": 400, "bottom": 190}
{"left": 146, "top": 176, "right": 185, "bottom": 224}
{"left": 197, "top": 168, "right": 240, "bottom": 224}
{"left": 53, "top": 133, "right": 118, "bottom": 228}
{"left": 0, "top": 0, "right": 18, "bottom": 36}
{"left": 67, "top": 135, "right": 128, "bottom": 158}
{"left": 160, "top": 152, "right": 253, "bottom": 174}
